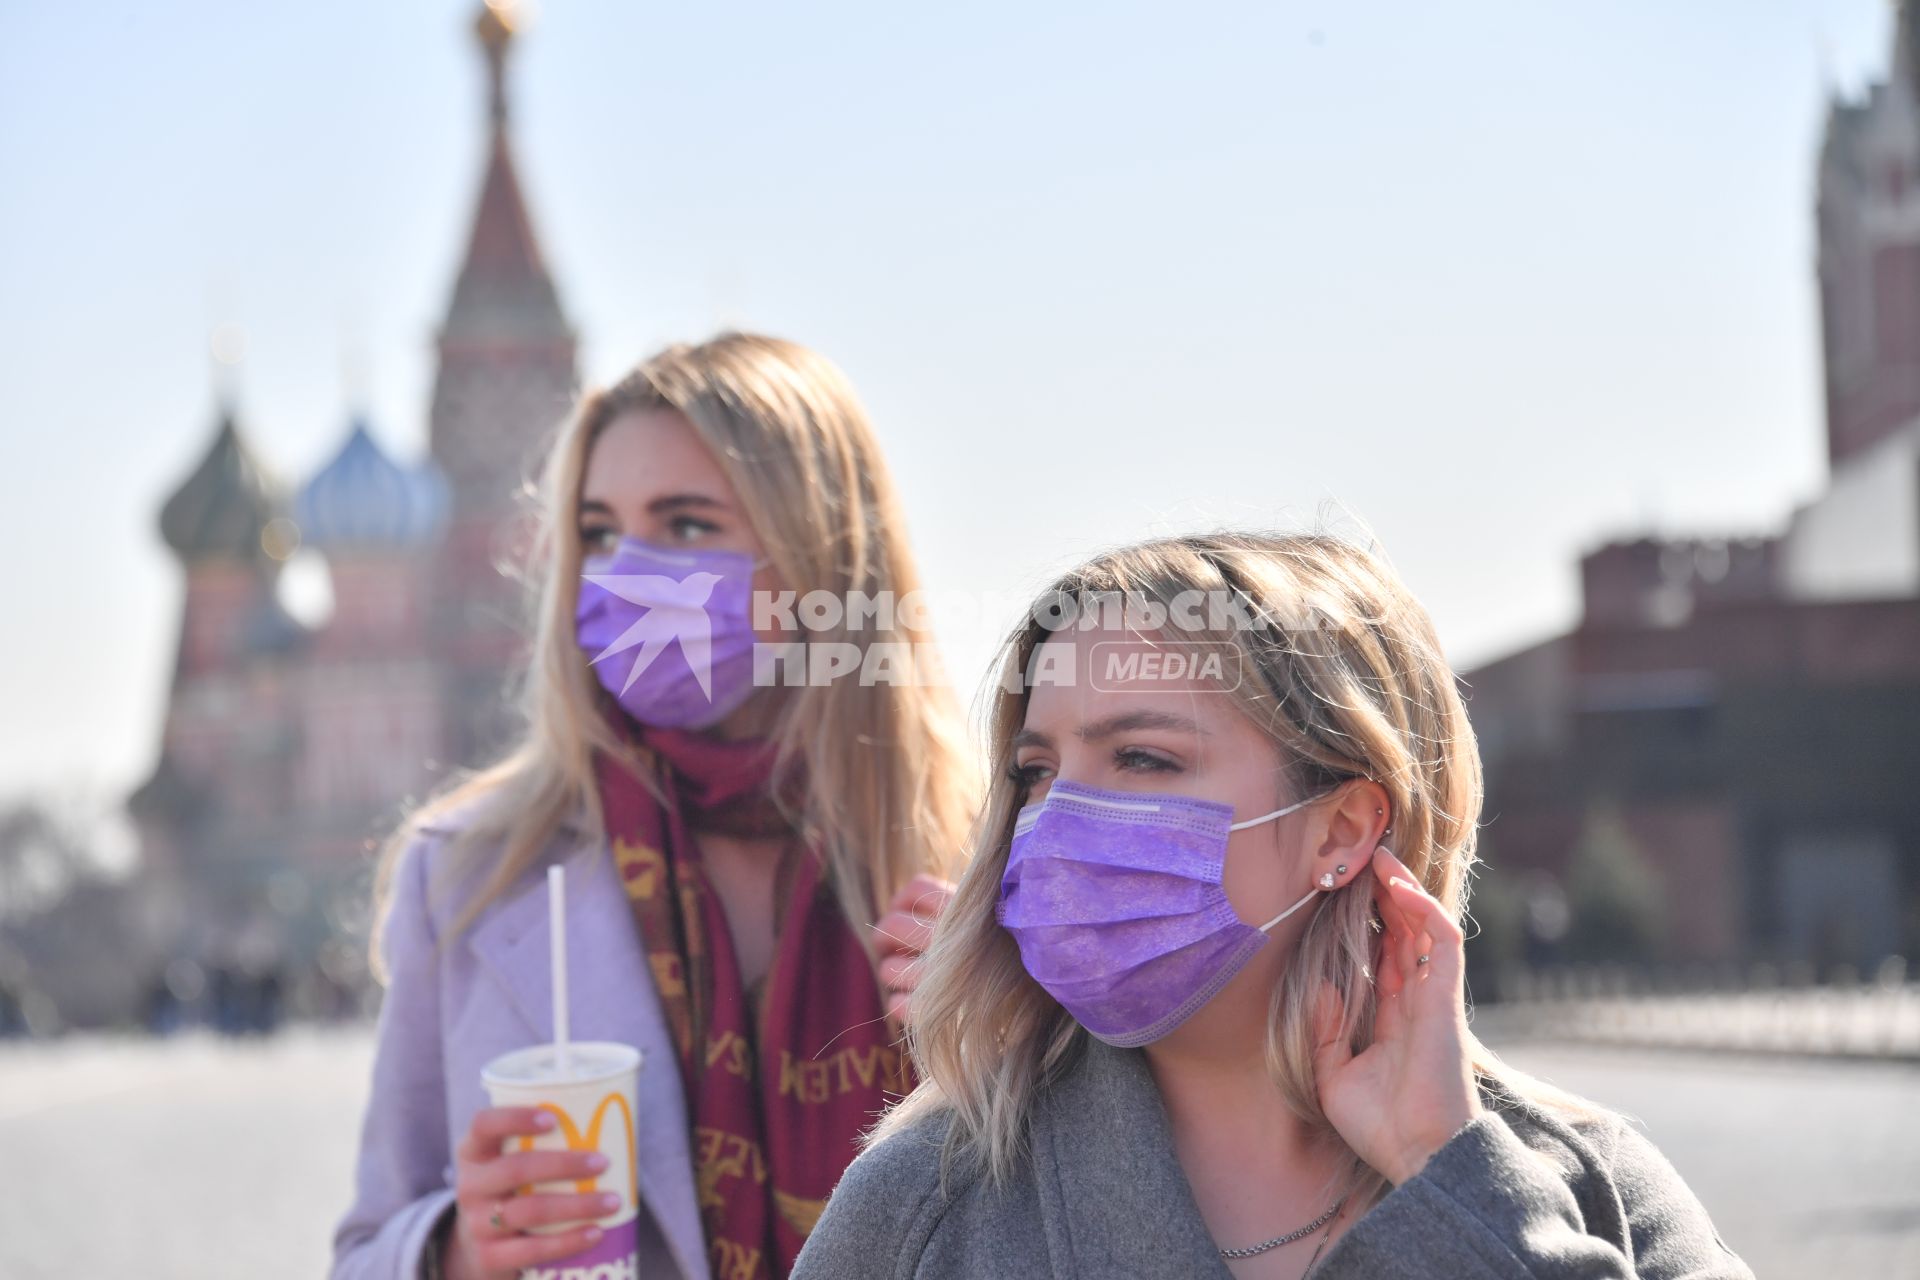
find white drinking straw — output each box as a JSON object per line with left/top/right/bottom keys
{"left": 549, "top": 864, "right": 570, "bottom": 1076}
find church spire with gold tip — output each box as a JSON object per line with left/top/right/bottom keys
{"left": 439, "top": 0, "right": 570, "bottom": 349}
{"left": 427, "top": 0, "right": 578, "bottom": 680}
{"left": 476, "top": 0, "right": 517, "bottom": 132}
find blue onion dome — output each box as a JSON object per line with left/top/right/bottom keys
{"left": 295, "top": 417, "right": 451, "bottom": 552}
{"left": 159, "top": 407, "right": 287, "bottom": 564}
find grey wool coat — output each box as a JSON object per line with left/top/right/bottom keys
{"left": 790, "top": 1040, "right": 1756, "bottom": 1279}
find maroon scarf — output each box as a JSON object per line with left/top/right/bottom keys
{"left": 596, "top": 715, "right": 910, "bottom": 1280}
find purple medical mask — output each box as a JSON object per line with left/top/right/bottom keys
{"left": 996, "top": 780, "right": 1323, "bottom": 1047}
{"left": 575, "top": 535, "right": 760, "bottom": 729}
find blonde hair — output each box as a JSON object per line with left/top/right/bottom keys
{"left": 875, "top": 530, "right": 1596, "bottom": 1206}
{"left": 369, "top": 332, "right": 979, "bottom": 970}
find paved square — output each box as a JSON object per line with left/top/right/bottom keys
{"left": 0, "top": 1028, "right": 1913, "bottom": 1278}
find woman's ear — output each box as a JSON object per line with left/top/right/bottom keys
{"left": 1312, "top": 779, "right": 1390, "bottom": 891}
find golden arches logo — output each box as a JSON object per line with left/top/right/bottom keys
{"left": 510, "top": 1090, "right": 639, "bottom": 1200}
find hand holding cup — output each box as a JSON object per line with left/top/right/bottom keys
{"left": 443, "top": 1105, "right": 618, "bottom": 1280}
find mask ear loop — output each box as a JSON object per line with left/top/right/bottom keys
{"left": 1226, "top": 792, "right": 1317, "bottom": 832}
{"left": 1239, "top": 782, "right": 1393, "bottom": 934}
{"left": 1257, "top": 885, "right": 1322, "bottom": 934}
{"left": 1228, "top": 793, "right": 1327, "bottom": 934}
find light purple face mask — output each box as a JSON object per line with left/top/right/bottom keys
{"left": 996, "top": 780, "right": 1323, "bottom": 1047}
{"left": 575, "top": 536, "right": 760, "bottom": 729}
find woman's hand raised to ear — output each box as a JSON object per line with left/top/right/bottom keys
{"left": 1311, "top": 847, "right": 1485, "bottom": 1187}
{"left": 872, "top": 873, "right": 955, "bottom": 1029}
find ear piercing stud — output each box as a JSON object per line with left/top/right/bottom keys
{"left": 1317, "top": 872, "right": 1335, "bottom": 889}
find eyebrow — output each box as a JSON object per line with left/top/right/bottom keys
{"left": 577, "top": 493, "right": 729, "bottom": 519}
{"left": 648, "top": 493, "right": 728, "bottom": 515}
{"left": 1010, "top": 709, "right": 1208, "bottom": 752}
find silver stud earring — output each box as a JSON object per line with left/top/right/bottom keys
{"left": 1317, "top": 871, "right": 1336, "bottom": 890}
{"left": 1335, "top": 864, "right": 1348, "bottom": 875}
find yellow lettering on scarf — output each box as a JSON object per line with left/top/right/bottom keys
{"left": 648, "top": 954, "right": 686, "bottom": 1000}
{"left": 776, "top": 1050, "right": 828, "bottom": 1105}
{"left": 832, "top": 1045, "right": 888, "bottom": 1094}
{"left": 777, "top": 1046, "right": 904, "bottom": 1105}
{"left": 612, "top": 839, "right": 665, "bottom": 900}
{"left": 774, "top": 1188, "right": 829, "bottom": 1237}
{"left": 705, "top": 1030, "right": 752, "bottom": 1079}
{"left": 694, "top": 1126, "right": 769, "bottom": 1194}
{"left": 709, "top": 1239, "right": 763, "bottom": 1280}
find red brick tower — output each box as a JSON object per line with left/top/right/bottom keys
{"left": 1817, "top": 1, "right": 1920, "bottom": 465}
{"left": 428, "top": 0, "right": 578, "bottom": 763}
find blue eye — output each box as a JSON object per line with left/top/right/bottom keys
{"left": 1007, "top": 761, "right": 1053, "bottom": 788}
{"left": 668, "top": 515, "right": 721, "bottom": 543}
{"left": 1115, "top": 747, "right": 1178, "bottom": 774}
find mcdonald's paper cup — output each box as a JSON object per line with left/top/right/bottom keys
{"left": 483, "top": 1041, "right": 642, "bottom": 1279}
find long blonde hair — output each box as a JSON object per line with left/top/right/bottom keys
{"left": 875, "top": 530, "right": 1595, "bottom": 1205}
{"left": 369, "top": 332, "right": 979, "bottom": 972}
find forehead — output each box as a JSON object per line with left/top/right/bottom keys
{"left": 583, "top": 408, "right": 729, "bottom": 497}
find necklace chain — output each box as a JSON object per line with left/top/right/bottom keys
{"left": 1217, "top": 1197, "right": 1346, "bottom": 1260}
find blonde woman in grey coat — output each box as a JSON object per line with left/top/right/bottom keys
{"left": 793, "top": 533, "right": 1754, "bottom": 1280}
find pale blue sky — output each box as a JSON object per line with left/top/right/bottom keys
{"left": 0, "top": 1, "right": 1892, "bottom": 801}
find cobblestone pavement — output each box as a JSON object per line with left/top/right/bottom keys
{"left": 0, "top": 1028, "right": 1914, "bottom": 1278}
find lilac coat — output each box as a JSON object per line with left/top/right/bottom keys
{"left": 329, "top": 814, "right": 711, "bottom": 1280}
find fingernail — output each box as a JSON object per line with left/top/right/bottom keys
{"left": 534, "top": 1112, "right": 556, "bottom": 1130}
{"left": 587, "top": 1153, "right": 610, "bottom": 1172}
{"left": 598, "top": 1192, "right": 620, "bottom": 1212}
{"left": 584, "top": 1226, "right": 604, "bottom": 1243}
